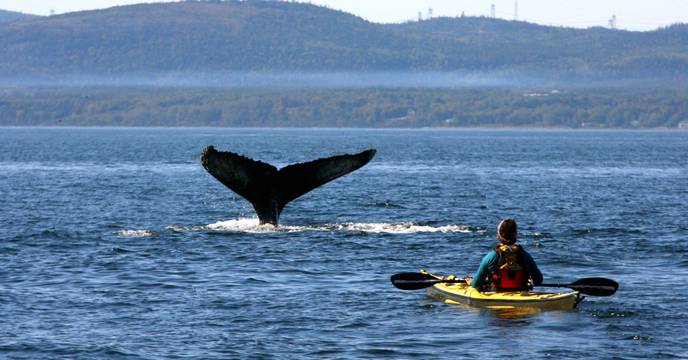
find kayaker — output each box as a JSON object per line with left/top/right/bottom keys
{"left": 464, "top": 218, "right": 543, "bottom": 292}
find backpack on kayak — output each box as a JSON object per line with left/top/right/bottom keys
{"left": 491, "top": 244, "right": 530, "bottom": 291}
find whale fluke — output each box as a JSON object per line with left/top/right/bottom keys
{"left": 201, "top": 146, "right": 376, "bottom": 226}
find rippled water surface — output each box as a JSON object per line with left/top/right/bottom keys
{"left": 1, "top": 128, "right": 687, "bottom": 359}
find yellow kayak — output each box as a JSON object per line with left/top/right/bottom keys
{"left": 421, "top": 270, "right": 581, "bottom": 311}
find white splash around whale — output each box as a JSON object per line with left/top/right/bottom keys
{"left": 202, "top": 218, "right": 481, "bottom": 234}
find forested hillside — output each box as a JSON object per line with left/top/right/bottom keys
{"left": 0, "top": 1, "right": 687, "bottom": 79}
{"left": 1, "top": 1, "right": 687, "bottom": 128}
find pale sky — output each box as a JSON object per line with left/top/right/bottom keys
{"left": 1, "top": 0, "right": 686, "bottom": 31}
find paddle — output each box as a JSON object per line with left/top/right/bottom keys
{"left": 390, "top": 272, "right": 619, "bottom": 296}
{"left": 540, "top": 278, "right": 618, "bottom": 297}
{"left": 390, "top": 272, "right": 467, "bottom": 291}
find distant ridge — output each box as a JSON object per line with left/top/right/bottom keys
{"left": 0, "top": 9, "right": 39, "bottom": 23}
{"left": 0, "top": 1, "right": 687, "bottom": 81}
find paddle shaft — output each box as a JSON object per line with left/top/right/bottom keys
{"left": 540, "top": 282, "right": 618, "bottom": 295}
{"left": 391, "top": 272, "right": 618, "bottom": 296}
{"left": 393, "top": 279, "right": 466, "bottom": 286}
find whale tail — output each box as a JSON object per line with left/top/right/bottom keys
{"left": 201, "top": 146, "right": 376, "bottom": 226}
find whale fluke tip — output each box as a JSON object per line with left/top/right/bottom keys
{"left": 363, "top": 149, "right": 376, "bottom": 160}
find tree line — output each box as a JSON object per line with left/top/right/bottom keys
{"left": 1, "top": 87, "right": 685, "bottom": 128}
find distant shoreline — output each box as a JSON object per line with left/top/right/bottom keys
{"left": 2, "top": 87, "right": 685, "bottom": 129}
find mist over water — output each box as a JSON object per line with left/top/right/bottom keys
{"left": 1, "top": 71, "right": 676, "bottom": 92}
{"left": 0, "top": 71, "right": 522, "bottom": 89}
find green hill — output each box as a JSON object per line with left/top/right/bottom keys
{"left": 0, "top": 1, "right": 687, "bottom": 80}
{"left": 0, "top": 1, "right": 397, "bottom": 75}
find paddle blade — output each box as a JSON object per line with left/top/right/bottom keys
{"left": 568, "top": 277, "right": 619, "bottom": 296}
{"left": 390, "top": 272, "right": 441, "bottom": 290}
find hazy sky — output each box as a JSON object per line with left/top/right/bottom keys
{"left": 1, "top": 0, "right": 686, "bottom": 31}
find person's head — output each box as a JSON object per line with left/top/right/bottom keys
{"left": 497, "top": 218, "right": 517, "bottom": 245}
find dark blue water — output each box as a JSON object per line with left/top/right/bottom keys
{"left": 1, "top": 128, "right": 687, "bottom": 359}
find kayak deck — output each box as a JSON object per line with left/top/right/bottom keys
{"left": 422, "top": 270, "right": 581, "bottom": 311}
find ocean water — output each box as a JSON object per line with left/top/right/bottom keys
{"left": 1, "top": 127, "right": 687, "bottom": 359}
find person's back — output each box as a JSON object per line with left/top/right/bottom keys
{"left": 465, "top": 219, "right": 542, "bottom": 292}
